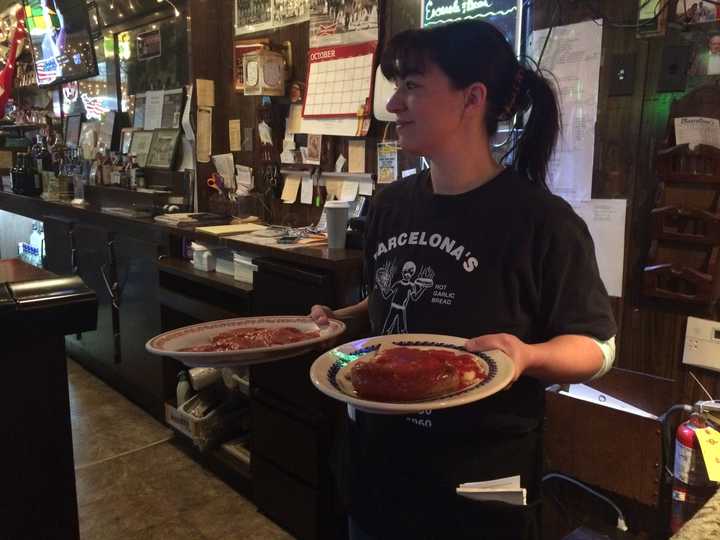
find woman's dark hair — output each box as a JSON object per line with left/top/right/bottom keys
{"left": 380, "top": 20, "right": 560, "bottom": 189}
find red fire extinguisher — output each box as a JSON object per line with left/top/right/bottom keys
{"left": 670, "top": 407, "right": 717, "bottom": 533}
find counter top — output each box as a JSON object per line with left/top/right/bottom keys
{"left": 0, "top": 189, "right": 363, "bottom": 271}
{"left": 0, "top": 258, "right": 53, "bottom": 282}
{"left": 0, "top": 258, "right": 97, "bottom": 335}
{"left": 671, "top": 487, "right": 720, "bottom": 539}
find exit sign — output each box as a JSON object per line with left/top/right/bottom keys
{"left": 422, "top": 0, "right": 519, "bottom": 45}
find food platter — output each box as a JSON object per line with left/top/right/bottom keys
{"left": 146, "top": 316, "right": 345, "bottom": 367}
{"left": 309, "top": 334, "right": 515, "bottom": 414}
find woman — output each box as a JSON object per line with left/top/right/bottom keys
{"left": 311, "top": 20, "right": 616, "bottom": 540}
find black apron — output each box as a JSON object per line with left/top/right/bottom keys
{"left": 332, "top": 379, "right": 544, "bottom": 540}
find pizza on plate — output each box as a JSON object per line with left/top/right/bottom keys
{"left": 180, "top": 326, "right": 320, "bottom": 352}
{"left": 349, "top": 346, "right": 486, "bottom": 401}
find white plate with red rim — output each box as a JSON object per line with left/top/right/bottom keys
{"left": 309, "top": 333, "right": 515, "bottom": 414}
{"left": 146, "top": 316, "right": 346, "bottom": 367}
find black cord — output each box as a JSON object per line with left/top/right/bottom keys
{"left": 499, "top": 0, "right": 561, "bottom": 166}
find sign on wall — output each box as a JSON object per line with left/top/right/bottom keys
{"left": 421, "top": 0, "right": 520, "bottom": 47}
{"left": 137, "top": 30, "right": 161, "bottom": 61}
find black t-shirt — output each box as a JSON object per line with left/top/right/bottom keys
{"left": 346, "top": 168, "right": 616, "bottom": 538}
{"left": 362, "top": 167, "right": 616, "bottom": 435}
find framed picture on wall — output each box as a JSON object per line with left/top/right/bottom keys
{"left": 637, "top": 0, "right": 669, "bottom": 36}
{"left": 64, "top": 114, "right": 83, "bottom": 148}
{"left": 137, "top": 29, "right": 162, "bottom": 61}
{"left": 120, "top": 128, "right": 135, "bottom": 155}
{"left": 682, "top": 29, "right": 720, "bottom": 89}
{"left": 235, "top": 0, "right": 273, "bottom": 35}
{"left": 129, "top": 130, "right": 154, "bottom": 167}
{"left": 133, "top": 94, "right": 146, "bottom": 129}
{"left": 146, "top": 128, "right": 181, "bottom": 169}
{"left": 161, "top": 88, "right": 185, "bottom": 128}
{"left": 233, "top": 38, "right": 269, "bottom": 91}
{"left": 674, "top": 1, "right": 720, "bottom": 25}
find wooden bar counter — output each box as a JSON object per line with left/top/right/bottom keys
{"left": 2, "top": 259, "right": 96, "bottom": 540}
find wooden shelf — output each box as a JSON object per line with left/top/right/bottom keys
{"left": 158, "top": 257, "right": 253, "bottom": 297}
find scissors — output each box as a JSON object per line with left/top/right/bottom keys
{"left": 207, "top": 173, "right": 224, "bottom": 194}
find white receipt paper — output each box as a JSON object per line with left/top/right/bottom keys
{"left": 570, "top": 199, "right": 627, "bottom": 298}
{"left": 456, "top": 475, "right": 526, "bottom": 506}
{"left": 300, "top": 176, "right": 313, "bottom": 204}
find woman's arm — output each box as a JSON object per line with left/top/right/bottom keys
{"left": 465, "top": 333, "right": 605, "bottom": 384}
{"left": 310, "top": 298, "right": 369, "bottom": 326}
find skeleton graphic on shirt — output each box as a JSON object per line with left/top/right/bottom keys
{"left": 376, "top": 260, "right": 435, "bottom": 334}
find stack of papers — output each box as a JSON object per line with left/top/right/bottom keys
{"left": 559, "top": 384, "right": 657, "bottom": 419}
{"left": 456, "top": 475, "right": 526, "bottom": 506}
{"left": 195, "top": 223, "right": 267, "bottom": 236}
{"left": 153, "top": 213, "right": 229, "bottom": 228}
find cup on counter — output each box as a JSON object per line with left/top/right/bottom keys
{"left": 325, "top": 200, "right": 350, "bottom": 249}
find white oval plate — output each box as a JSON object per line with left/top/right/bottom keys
{"left": 309, "top": 334, "right": 515, "bottom": 415}
{"left": 146, "top": 316, "right": 346, "bottom": 368}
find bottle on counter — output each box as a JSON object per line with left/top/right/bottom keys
{"left": 11, "top": 153, "right": 42, "bottom": 196}
{"left": 176, "top": 371, "right": 193, "bottom": 406}
{"left": 24, "top": 153, "right": 42, "bottom": 195}
{"left": 31, "top": 135, "right": 52, "bottom": 173}
{"left": 92, "top": 151, "right": 104, "bottom": 185}
{"left": 127, "top": 155, "right": 138, "bottom": 189}
{"left": 134, "top": 164, "right": 146, "bottom": 189}
{"left": 101, "top": 149, "right": 113, "bottom": 187}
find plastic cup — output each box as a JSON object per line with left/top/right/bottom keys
{"left": 325, "top": 200, "right": 350, "bottom": 249}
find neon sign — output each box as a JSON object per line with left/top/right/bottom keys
{"left": 422, "top": 0, "right": 519, "bottom": 46}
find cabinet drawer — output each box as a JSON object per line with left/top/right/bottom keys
{"left": 250, "top": 350, "right": 333, "bottom": 412}
{"left": 253, "top": 258, "right": 334, "bottom": 315}
{"left": 252, "top": 454, "right": 345, "bottom": 540}
{"left": 251, "top": 395, "right": 328, "bottom": 487}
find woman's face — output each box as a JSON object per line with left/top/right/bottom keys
{"left": 386, "top": 61, "right": 467, "bottom": 157}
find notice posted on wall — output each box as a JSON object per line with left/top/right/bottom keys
{"left": 569, "top": 198, "right": 627, "bottom": 298}
{"left": 531, "top": 19, "right": 603, "bottom": 203}
{"left": 674, "top": 117, "right": 720, "bottom": 150}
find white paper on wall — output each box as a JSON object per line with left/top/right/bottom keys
{"left": 569, "top": 199, "right": 627, "bottom": 298}
{"left": 531, "top": 19, "right": 603, "bottom": 202}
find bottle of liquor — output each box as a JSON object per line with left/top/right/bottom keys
{"left": 10, "top": 152, "right": 23, "bottom": 194}
{"left": 102, "top": 149, "right": 113, "bottom": 186}
{"left": 92, "top": 151, "right": 104, "bottom": 185}
{"left": 14, "top": 152, "right": 42, "bottom": 196}
{"left": 31, "top": 135, "right": 52, "bottom": 173}
{"left": 128, "top": 155, "right": 138, "bottom": 189}
{"left": 135, "top": 166, "right": 145, "bottom": 189}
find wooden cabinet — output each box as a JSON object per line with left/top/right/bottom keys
{"left": 250, "top": 355, "right": 347, "bottom": 540}
{"left": 252, "top": 257, "right": 336, "bottom": 315}
{"left": 51, "top": 220, "right": 169, "bottom": 419}
{"left": 115, "top": 233, "right": 166, "bottom": 418}
{"left": 66, "top": 224, "right": 118, "bottom": 369}
{"left": 43, "top": 215, "right": 76, "bottom": 275}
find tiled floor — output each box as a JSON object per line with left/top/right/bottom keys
{"left": 67, "top": 358, "right": 294, "bottom": 540}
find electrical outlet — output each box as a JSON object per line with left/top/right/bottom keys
{"left": 608, "top": 53, "right": 636, "bottom": 96}
{"left": 683, "top": 316, "right": 720, "bottom": 373}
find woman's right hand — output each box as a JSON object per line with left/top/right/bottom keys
{"left": 310, "top": 304, "right": 335, "bottom": 326}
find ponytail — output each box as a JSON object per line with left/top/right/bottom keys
{"left": 511, "top": 68, "right": 560, "bottom": 190}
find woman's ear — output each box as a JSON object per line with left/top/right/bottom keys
{"left": 463, "top": 82, "right": 488, "bottom": 114}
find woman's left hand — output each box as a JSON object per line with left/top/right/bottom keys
{"left": 465, "top": 333, "right": 535, "bottom": 382}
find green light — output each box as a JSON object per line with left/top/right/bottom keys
{"left": 332, "top": 349, "right": 362, "bottom": 368}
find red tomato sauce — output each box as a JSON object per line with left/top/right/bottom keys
{"left": 350, "top": 347, "right": 486, "bottom": 401}
{"left": 181, "top": 327, "right": 320, "bottom": 352}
